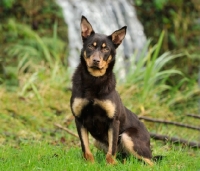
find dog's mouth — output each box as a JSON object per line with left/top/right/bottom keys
{"left": 89, "top": 62, "right": 103, "bottom": 70}
{"left": 90, "top": 66, "right": 102, "bottom": 70}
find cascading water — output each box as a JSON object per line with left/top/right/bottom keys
{"left": 56, "top": 0, "right": 147, "bottom": 79}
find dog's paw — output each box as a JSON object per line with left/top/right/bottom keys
{"left": 106, "top": 153, "right": 117, "bottom": 165}
{"left": 84, "top": 152, "right": 95, "bottom": 163}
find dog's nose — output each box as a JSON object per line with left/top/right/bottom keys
{"left": 93, "top": 59, "right": 100, "bottom": 63}
{"left": 92, "top": 52, "right": 101, "bottom": 65}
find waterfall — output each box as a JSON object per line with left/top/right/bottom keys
{"left": 56, "top": 0, "right": 147, "bottom": 78}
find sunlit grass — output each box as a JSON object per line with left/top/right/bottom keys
{"left": 0, "top": 141, "right": 200, "bottom": 171}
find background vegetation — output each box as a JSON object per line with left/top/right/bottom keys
{"left": 135, "top": 0, "right": 200, "bottom": 80}
{"left": 0, "top": 0, "right": 199, "bottom": 170}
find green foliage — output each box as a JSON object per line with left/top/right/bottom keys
{"left": 136, "top": 0, "right": 169, "bottom": 10}
{"left": 0, "top": 0, "right": 64, "bottom": 26}
{"left": 135, "top": 0, "right": 200, "bottom": 79}
{"left": 121, "top": 32, "right": 183, "bottom": 101}
{"left": 153, "top": 0, "right": 168, "bottom": 10}
{"left": 0, "top": 0, "right": 68, "bottom": 89}
{"left": 117, "top": 32, "right": 199, "bottom": 132}
{"left": 0, "top": 19, "right": 67, "bottom": 89}
{"left": 135, "top": 0, "right": 199, "bottom": 50}
{"left": 0, "top": 0, "right": 16, "bottom": 9}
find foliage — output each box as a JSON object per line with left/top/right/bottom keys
{"left": 135, "top": 0, "right": 200, "bottom": 50}
{"left": 117, "top": 32, "right": 199, "bottom": 106}
{"left": 135, "top": 0, "right": 200, "bottom": 79}
{"left": 0, "top": 20, "right": 67, "bottom": 90}
{"left": 0, "top": 0, "right": 64, "bottom": 26}
{"left": 0, "top": 6, "right": 71, "bottom": 143}
{"left": 0, "top": 0, "right": 68, "bottom": 89}
{"left": 0, "top": 0, "right": 16, "bottom": 9}
{"left": 121, "top": 32, "right": 182, "bottom": 99}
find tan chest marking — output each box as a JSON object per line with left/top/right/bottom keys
{"left": 94, "top": 99, "right": 116, "bottom": 118}
{"left": 72, "top": 98, "right": 89, "bottom": 117}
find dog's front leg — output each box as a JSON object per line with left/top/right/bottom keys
{"left": 106, "top": 120, "right": 120, "bottom": 164}
{"left": 75, "top": 118, "right": 94, "bottom": 162}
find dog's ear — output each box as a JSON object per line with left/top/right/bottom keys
{"left": 109, "top": 26, "right": 127, "bottom": 48}
{"left": 80, "top": 16, "right": 95, "bottom": 41}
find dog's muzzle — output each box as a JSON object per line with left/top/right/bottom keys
{"left": 91, "top": 54, "right": 101, "bottom": 69}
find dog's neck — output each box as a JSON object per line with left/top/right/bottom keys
{"left": 79, "top": 60, "right": 116, "bottom": 97}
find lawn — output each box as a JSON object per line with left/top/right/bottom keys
{"left": 0, "top": 141, "right": 200, "bottom": 171}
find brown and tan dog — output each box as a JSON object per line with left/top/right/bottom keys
{"left": 70, "top": 16, "right": 153, "bottom": 165}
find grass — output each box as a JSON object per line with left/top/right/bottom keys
{"left": 1, "top": 80, "right": 199, "bottom": 171}
{"left": 0, "top": 86, "right": 73, "bottom": 145}
{"left": 0, "top": 141, "right": 200, "bottom": 171}
{"left": 0, "top": 27, "right": 200, "bottom": 170}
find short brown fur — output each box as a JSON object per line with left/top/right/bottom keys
{"left": 70, "top": 16, "right": 153, "bottom": 165}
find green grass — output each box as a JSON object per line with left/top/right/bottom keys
{"left": 0, "top": 84, "right": 199, "bottom": 170}
{"left": 0, "top": 141, "right": 200, "bottom": 171}
{"left": 0, "top": 27, "right": 200, "bottom": 170}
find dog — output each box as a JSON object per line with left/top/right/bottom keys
{"left": 70, "top": 16, "right": 153, "bottom": 165}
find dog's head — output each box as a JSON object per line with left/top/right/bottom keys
{"left": 80, "top": 16, "right": 126, "bottom": 77}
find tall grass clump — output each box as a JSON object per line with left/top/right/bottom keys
{"left": 3, "top": 19, "right": 66, "bottom": 66}
{"left": 125, "top": 32, "right": 182, "bottom": 98}
{"left": 117, "top": 31, "right": 199, "bottom": 118}
{"left": 1, "top": 19, "right": 70, "bottom": 102}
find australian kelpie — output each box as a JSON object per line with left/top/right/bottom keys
{"left": 70, "top": 16, "right": 153, "bottom": 165}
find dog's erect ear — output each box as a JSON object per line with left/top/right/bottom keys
{"left": 109, "top": 26, "right": 127, "bottom": 48}
{"left": 81, "top": 16, "right": 94, "bottom": 40}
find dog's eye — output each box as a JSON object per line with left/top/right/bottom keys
{"left": 88, "top": 45, "right": 95, "bottom": 50}
{"left": 102, "top": 47, "right": 109, "bottom": 53}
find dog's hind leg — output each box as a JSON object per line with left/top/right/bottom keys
{"left": 120, "top": 131, "right": 154, "bottom": 166}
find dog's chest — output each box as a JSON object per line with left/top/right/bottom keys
{"left": 72, "top": 97, "right": 116, "bottom": 119}
{"left": 72, "top": 97, "right": 115, "bottom": 140}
